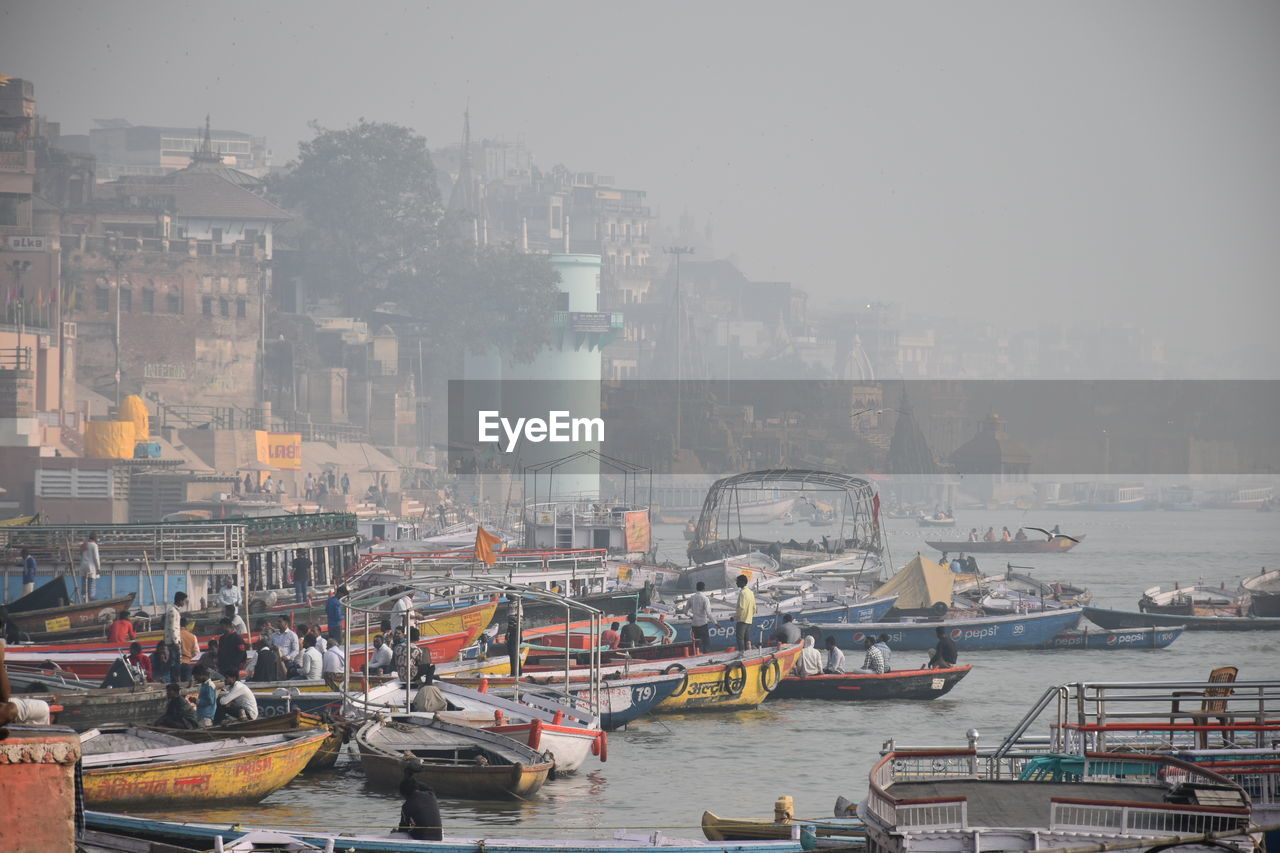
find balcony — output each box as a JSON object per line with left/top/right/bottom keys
{"left": 552, "top": 311, "right": 625, "bottom": 332}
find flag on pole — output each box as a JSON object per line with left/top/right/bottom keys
{"left": 475, "top": 526, "right": 502, "bottom": 567}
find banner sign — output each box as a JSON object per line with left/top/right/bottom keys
{"left": 256, "top": 431, "right": 302, "bottom": 470}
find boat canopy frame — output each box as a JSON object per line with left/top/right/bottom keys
{"left": 688, "top": 468, "right": 883, "bottom": 557}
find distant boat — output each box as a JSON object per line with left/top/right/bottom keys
{"left": 1083, "top": 605, "right": 1280, "bottom": 631}
{"left": 1138, "top": 584, "right": 1239, "bottom": 618}
{"left": 916, "top": 515, "right": 956, "bottom": 528}
{"left": 768, "top": 665, "right": 972, "bottom": 701}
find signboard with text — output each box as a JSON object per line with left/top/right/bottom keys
{"left": 256, "top": 431, "right": 303, "bottom": 470}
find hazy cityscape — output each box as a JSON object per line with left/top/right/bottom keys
{"left": 0, "top": 4, "right": 1277, "bottom": 852}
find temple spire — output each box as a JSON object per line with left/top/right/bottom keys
{"left": 191, "top": 114, "right": 221, "bottom": 164}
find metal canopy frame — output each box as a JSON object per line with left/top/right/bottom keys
{"left": 522, "top": 450, "right": 653, "bottom": 548}
{"left": 338, "top": 576, "right": 602, "bottom": 715}
{"left": 688, "top": 468, "right": 883, "bottom": 556}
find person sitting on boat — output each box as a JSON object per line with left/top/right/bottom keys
{"left": 191, "top": 664, "right": 217, "bottom": 727}
{"left": 124, "top": 641, "right": 154, "bottom": 682}
{"left": 216, "top": 618, "right": 248, "bottom": 677}
{"left": 218, "top": 669, "right": 258, "bottom": 722}
{"left": 983, "top": 527, "right": 996, "bottom": 542}
{"left": 850, "top": 637, "right": 884, "bottom": 674}
{"left": 874, "top": 634, "right": 893, "bottom": 672}
{"left": 299, "top": 634, "right": 324, "bottom": 680}
{"left": 410, "top": 664, "right": 460, "bottom": 713}
{"left": 600, "top": 621, "right": 621, "bottom": 650}
{"left": 1014, "top": 527, "right": 1028, "bottom": 541}
{"left": 155, "top": 682, "right": 198, "bottom": 729}
{"left": 793, "top": 635, "right": 823, "bottom": 677}
{"left": 149, "top": 641, "right": 171, "bottom": 684}
{"left": 0, "top": 640, "right": 51, "bottom": 735}
{"left": 823, "top": 636, "right": 847, "bottom": 674}
{"left": 773, "top": 613, "right": 802, "bottom": 644}
{"left": 396, "top": 769, "right": 443, "bottom": 841}
{"left": 107, "top": 610, "right": 136, "bottom": 644}
{"left": 392, "top": 634, "right": 424, "bottom": 682}
{"left": 366, "top": 635, "right": 393, "bottom": 676}
{"left": 965, "top": 555, "right": 979, "bottom": 573}
{"left": 618, "top": 613, "right": 646, "bottom": 649}
{"left": 322, "top": 635, "right": 346, "bottom": 691}
{"left": 927, "top": 626, "right": 958, "bottom": 669}
{"left": 250, "top": 638, "right": 286, "bottom": 682}
{"left": 949, "top": 556, "right": 962, "bottom": 573}
{"left": 968, "top": 528, "right": 979, "bottom": 543}
{"left": 1001, "top": 527, "right": 1012, "bottom": 542}
{"left": 269, "top": 619, "right": 300, "bottom": 669}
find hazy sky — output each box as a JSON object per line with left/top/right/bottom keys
{"left": 3, "top": 2, "right": 1277, "bottom": 371}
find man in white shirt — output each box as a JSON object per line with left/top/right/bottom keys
{"left": 217, "top": 578, "right": 242, "bottom": 613}
{"left": 80, "top": 533, "right": 101, "bottom": 601}
{"left": 392, "top": 592, "right": 415, "bottom": 624}
{"left": 688, "top": 581, "right": 713, "bottom": 653}
{"left": 298, "top": 635, "right": 324, "bottom": 681}
{"left": 322, "top": 637, "right": 345, "bottom": 690}
{"left": 366, "top": 635, "right": 393, "bottom": 675}
{"left": 269, "top": 619, "right": 300, "bottom": 665}
{"left": 218, "top": 670, "right": 258, "bottom": 721}
{"left": 824, "top": 636, "right": 848, "bottom": 674}
{"left": 163, "top": 591, "right": 187, "bottom": 685}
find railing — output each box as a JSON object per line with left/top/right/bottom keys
{"left": 344, "top": 547, "right": 609, "bottom": 586}
{"left": 525, "top": 502, "right": 647, "bottom": 529}
{"left": 1050, "top": 799, "right": 1249, "bottom": 836}
{"left": 0, "top": 346, "right": 32, "bottom": 371}
{"left": 240, "top": 512, "right": 357, "bottom": 547}
{"left": 279, "top": 418, "right": 369, "bottom": 443}
{"left": 155, "top": 402, "right": 268, "bottom": 431}
{"left": 6, "top": 521, "right": 244, "bottom": 563}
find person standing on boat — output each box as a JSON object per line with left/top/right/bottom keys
{"left": 299, "top": 634, "right": 324, "bottom": 680}
{"left": 731, "top": 574, "right": 756, "bottom": 653}
{"left": 326, "top": 586, "right": 347, "bottom": 635}
{"left": 218, "top": 669, "right": 258, "bottom": 721}
{"left": 179, "top": 619, "right": 200, "bottom": 684}
{"left": 80, "top": 533, "right": 101, "bottom": 601}
{"left": 291, "top": 551, "right": 312, "bottom": 604}
{"left": 217, "top": 577, "right": 242, "bottom": 616}
{"left": 928, "top": 626, "right": 958, "bottom": 669}
{"left": 397, "top": 770, "right": 443, "bottom": 841}
{"left": 823, "top": 637, "right": 848, "bottom": 674}
{"left": 322, "top": 635, "right": 346, "bottom": 690}
{"left": 163, "top": 591, "right": 187, "bottom": 685}
{"left": 689, "top": 581, "right": 713, "bottom": 652}
{"left": 216, "top": 618, "right": 248, "bottom": 677}
{"left": 19, "top": 548, "right": 36, "bottom": 597}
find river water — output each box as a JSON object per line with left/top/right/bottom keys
{"left": 160, "top": 508, "right": 1278, "bottom": 840}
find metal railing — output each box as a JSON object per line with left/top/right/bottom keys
{"left": 0, "top": 346, "right": 32, "bottom": 371}
{"left": 6, "top": 521, "right": 244, "bottom": 563}
{"left": 1050, "top": 799, "right": 1248, "bottom": 836}
{"left": 343, "top": 547, "right": 610, "bottom": 587}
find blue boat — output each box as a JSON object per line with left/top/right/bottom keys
{"left": 1040, "top": 626, "right": 1184, "bottom": 650}
{"left": 1083, "top": 606, "right": 1280, "bottom": 632}
{"left": 562, "top": 671, "right": 684, "bottom": 730}
{"left": 669, "top": 595, "right": 899, "bottom": 651}
{"left": 85, "top": 810, "right": 809, "bottom": 853}
{"left": 799, "top": 608, "right": 1083, "bottom": 651}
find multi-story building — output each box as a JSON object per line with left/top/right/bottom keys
{"left": 86, "top": 118, "right": 270, "bottom": 181}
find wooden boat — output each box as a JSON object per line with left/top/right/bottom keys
{"left": 1240, "top": 567, "right": 1280, "bottom": 617}
{"left": 924, "top": 535, "right": 1083, "bottom": 554}
{"left": 155, "top": 710, "right": 345, "bottom": 771}
{"left": 978, "top": 590, "right": 1073, "bottom": 615}
{"left": 666, "top": 595, "right": 899, "bottom": 652}
{"left": 86, "top": 811, "right": 811, "bottom": 852}
{"left": 1083, "top": 605, "right": 1280, "bottom": 631}
{"left": 23, "top": 681, "right": 169, "bottom": 731}
{"left": 438, "top": 670, "right": 685, "bottom": 731}
{"left": 1040, "top": 626, "right": 1184, "bottom": 649}
{"left": 2, "top": 582, "right": 135, "bottom": 640}
{"left": 801, "top": 608, "right": 1083, "bottom": 651}
{"left": 916, "top": 515, "right": 956, "bottom": 528}
{"left": 354, "top": 713, "right": 553, "bottom": 799}
{"left": 80, "top": 726, "right": 328, "bottom": 807}
{"left": 768, "top": 665, "right": 971, "bottom": 701}
{"left": 356, "top": 678, "right": 605, "bottom": 774}
{"left": 519, "top": 643, "right": 806, "bottom": 713}
{"left": 702, "top": 811, "right": 865, "bottom": 843}
{"left": 1138, "top": 584, "right": 1239, "bottom": 617}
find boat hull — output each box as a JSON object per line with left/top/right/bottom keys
{"left": 653, "top": 645, "right": 803, "bottom": 712}
{"left": 1083, "top": 606, "right": 1280, "bottom": 631}
{"left": 801, "top": 608, "right": 1083, "bottom": 651}
{"left": 924, "top": 536, "right": 1083, "bottom": 554}
{"left": 769, "top": 665, "right": 971, "bottom": 701}
{"left": 44, "top": 685, "right": 169, "bottom": 731}
{"left": 82, "top": 729, "right": 327, "bottom": 808}
{"left": 1041, "top": 626, "right": 1184, "bottom": 649}
{"left": 159, "top": 710, "right": 344, "bottom": 771}
{"left": 5, "top": 593, "right": 136, "bottom": 638}
{"left": 668, "top": 595, "right": 899, "bottom": 651}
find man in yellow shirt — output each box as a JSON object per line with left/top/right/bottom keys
{"left": 732, "top": 574, "right": 756, "bottom": 653}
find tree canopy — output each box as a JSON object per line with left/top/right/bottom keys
{"left": 270, "top": 120, "right": 560, "bottom": 364}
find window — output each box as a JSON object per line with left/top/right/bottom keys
{"left": 201, "top": 295, "right": 212, "bottom": 315}
{"left": 245, "top": 229, "right": 259, "bottom": 246}
{"left": 166, "top": 290, "right": 182, "bottom": 314}
{"left": 555, "top": 292, "right": 570, "bottom": 310}
{"left": 119, "top": 287, "right": 132, "bottom": 312}
{"left": 236, "top": 298, "right": 247, "bottom": 318}
{"left": 211, "top": 227, "right": 223, "bottom": 243}
{"left": 95, "top": 286, "right": 109, "bottom": 312}
{"left": 219, "top": 297, "right": 230, "bottom": 317}
{"left": 142, "top": 288, "right": 155, "bottom": 313}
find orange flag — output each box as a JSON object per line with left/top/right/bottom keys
{"left": 475, "top": 526, "right": 502, "bottom": 567}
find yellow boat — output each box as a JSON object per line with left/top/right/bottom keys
{"left": 649, "top": 644, "right": 803, "bottom": 712}
{"left": 80, "top": 727, "right": 328, "bottom": 807}
{"left": 346, "top": 598, "right": 497, "bottom": 646}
